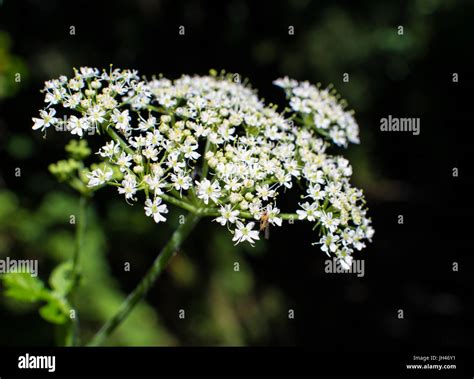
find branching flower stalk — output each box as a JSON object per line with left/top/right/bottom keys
{"left": 32, "top": 67, "right": 374, "bottom": 345}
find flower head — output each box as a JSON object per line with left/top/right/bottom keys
{"left": 33, "top": 67, "right": 374, "bottom": 263}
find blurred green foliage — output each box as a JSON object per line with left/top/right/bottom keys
{"left": 0, "top": 186, "right": 290, "bottom": 345}
{"left": 0, "top": 189, "right": 176, "bottom": 345}
{"left": 2, "top": 269, "right": 72, "bottom": 325}
{"left": 0, "top": 31, "right": 27, "bottom": 99}
{"left": 268, "top": 0, "right": 451, "bottom": 112}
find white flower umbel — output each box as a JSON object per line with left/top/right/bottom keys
{"left": 33, "top": 67, "right": 374, "bottom": 266}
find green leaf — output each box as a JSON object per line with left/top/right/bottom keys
{"left": 49, "top": 261, "right": 74, "bottom": 296}
{"left": 39, "top": 301, "right": 68, "bottom": 325}
{"left": 1, "top": 273, "right": 48, "bottom": 302}
{"left": 1, "top": 271, "right": 72, "bottom": 325}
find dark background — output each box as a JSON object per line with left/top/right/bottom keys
{"left": 0, "top": 0, "right": 473, "bottom": 354}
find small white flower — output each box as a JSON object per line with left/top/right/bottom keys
{"left": 79, "top": 66, "right": 99, "bottom": 79}
{"left": 143, "top": 146, "right": 159, "bottom": 161}
{"left": 87, "top": 167, "right": 113, "bottom": 187}
{"left": 320, "top": 211, "right": 340, "bottom": 233}
{"left": 232, "top": 221, "right": 260, "bottom": 246}
{"left": 138, "top": 116, "right": 157, "bottom": 132}
{"left": 118, "top": 179, "right": 137, "bottom": 200}
{"left": 63, "top": 92, "right": 83, "bottom": 109}
{"left": 98, "top": 141, "right": 120, "bottom": 158}
{"left": 68, "top": 77, "right": 84, "bottom": 91}
{"left": 116, "top": 151, "right": 133, "bottom": 171}
{"left": 68, "top": 116, "right": 90, "bottom": 137}
{"left": 44, "top": 88, "right": 66, "bottom": 105}
{"left": 339, "top": 254, "right": 353, "bottom": 270}
{"left": 265, "top": 204, "right": 282, "bottom": 227}
{"left": 166, "top": 153, "right": 186, "bottom": 171}
{"left": 196, "top": 179, "right": 221, "bottom": 205}
{"left": 273, "top": 77, "right": 298, "bottom": 88}
{"left": 296, "top": 202, "right": 320, "bottom": 221}
{"left": 256, "top": 184, "right": 274, "bottom": 201}
{"left": 171, "top": 173, "right": 192, "bottom": 191}
{"left": 215, "top": 204, "right": 240, "bottom": 226}
{"left": 307, "top": 184, "right": 326, "bottom": 201}
{"left": 111, "top": 109, "right": 131, "bottom": 133}
{"left": 340, "top": 228, "right": 355, "bottom": 246}
{"left": 144, "top": 174, "right": 165, "bottom": 195}
{"left": 144, "top": 197, "right": 168, "bottom": 223}
{"left": 88, "top": 105, "right": 106, "bottom": 124}
{"left": 32, "top": 109, "right": 58, "bottom": 131}
{"left": 181, "top": 143, "right": 200, "bottom": 160}
{"left": 319, "top": 234, "right": 339, "bottom": 256}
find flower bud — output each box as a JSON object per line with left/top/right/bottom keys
{"left": 133, "top": 154, "right": 143, "bottom": 164}
{"left": 240, "top": 200, "right": 249, "bottom": 210}
{"left": 159, "top": 124, "right": 169, "bottom": 133}
{"left": 133, "top": 165, "right": 144, "bottom": 174}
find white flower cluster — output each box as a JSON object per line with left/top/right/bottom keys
{"left": 33, "top": 67, "right": 374, "bottom": 266}
{"left": 274, "top": 77, "right": 360, "bottom": 147}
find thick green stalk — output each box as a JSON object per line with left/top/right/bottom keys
{"left": 87, "top": 212, "right": 201, "bottom": 346}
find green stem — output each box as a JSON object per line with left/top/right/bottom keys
{"left": 62, "top": 195, "right": 87, "bottom": 347}
{"left": 160, "top": 193, "right": 197, "bottom": 214}
{"left": 198, "top": 208, "right": 299, "bottom": 221}
{"left": 87, "top": 212, "right": 201, "bottom": 346}
{"left": 72, "top": 196, "right": 87, "bottom": 285}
